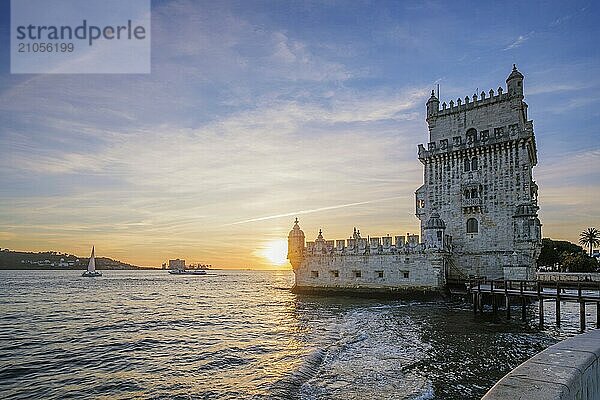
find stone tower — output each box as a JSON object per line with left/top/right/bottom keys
{"left": 416, "top": 65, "right": 542, "bottom": 280}
{"left": 287, "top": 218, "right": 305, "bottom": 270}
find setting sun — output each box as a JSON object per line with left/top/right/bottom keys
{"left": 260, "top": 240, "right": 288, "bottom": 266}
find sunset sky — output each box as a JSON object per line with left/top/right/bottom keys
{"left": 1, "top": 0, "right": 599, "bottom": 268}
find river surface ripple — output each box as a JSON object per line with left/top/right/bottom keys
{"left": 0, "top": 270, "right": 589, "bottom": 399}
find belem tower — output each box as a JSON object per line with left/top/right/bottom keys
{"left": 287, "top": 65, "right": 542, "bottom": 295}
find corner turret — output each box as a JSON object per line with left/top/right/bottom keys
{"left": 423, "top": 212, "right": 446, "bottom": 249}
{"left": 426, "top": 90, "right": 439, "bottom": 119}
{"left": 506, "top": 64, "right": 524, "bottom": 98}
{"left": 513, "top": 204, "right": 542, "bottom": 243}
{"left": 287, "top": 218, "right": 305, "bottom": 270}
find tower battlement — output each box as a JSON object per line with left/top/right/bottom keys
{"left": 424, "top": 65, "right": 531, "bottom": 148}
{"left": 430, "top": 89, "right": 514, "bottom": 117}
{"left": 300, "top": 227, "right": 451, "bottom": 256}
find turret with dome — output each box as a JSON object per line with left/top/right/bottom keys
{"left": 287, "top": 218, "right": 305, "bottom": 270}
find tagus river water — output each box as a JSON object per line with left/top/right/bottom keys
{"left": 0, "top": 270, "right": 590, "bottom": 399}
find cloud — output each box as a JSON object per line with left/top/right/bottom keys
{"left": 151, "top": 0, "right": 350, "bottom": 83}
{"left": 0, "top": 0, "right": 430, "bottom": 266}
{"left": 549, "top": 6, "right": 588, "bottom": 27}
{"left": 223, "top": 196, "right": 407, "bottom": 226}
{"left": 536, "top": 149, "right": 600, "bottom": 186}
{"left": 536, "top": 149, "right": 600, "bottom": 241}
{"left": 503, "top": 31, "right": 534, "bottom": 51}
{"left": 0, "top": 83, "right": 429, "bottom": 266}
{"left": 527, "top": 83, "right": 588, "bottom": 95}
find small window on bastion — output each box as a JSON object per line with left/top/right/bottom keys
{"left": 310, "top": 270, "right": 319, "bottom": 278}
{"left": 466, "top": 218, "right": 479, "bottom": 234}
{"left": 330, "top": 270, "right": 339, "bottom": 278}
{"left": 401, "top": 271, "right": 410, "bottom": 279}
{"left": 376, "top": 270, "right": 384, "bottom": 278}
{"left": 353, "top": 270, "right": 362, "bottom": 278}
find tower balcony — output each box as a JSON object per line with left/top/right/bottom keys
{"left": 462, "top": 198, "right": 481, "bottom": 207}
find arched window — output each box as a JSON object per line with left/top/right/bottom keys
{"left": 464, "top": 156, "right": 478, "bottom": 172}
{"left": 471, "top": 188, "right": 478, "bottom": 198}
{"left": 466, "top": 218, "right": 479, "bottom": 233}
{"left": 464, "top": 189, "right": 471, "bottom": 199}
{"left": 471, "top": 157, "right": 478, "bottom": 170}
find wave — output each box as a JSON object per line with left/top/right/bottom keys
{"left": 268, "top": 347, "right": 327, "bottom": 399}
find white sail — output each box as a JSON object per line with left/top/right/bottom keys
{"left": 87, "top": 246, "right": 96, "bottom": 272}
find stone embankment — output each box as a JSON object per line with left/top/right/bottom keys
{"left": 482, "top": 329, "right": 600, "bottom": 400}
{"left": 537, "top": 272, "right": 600, "bottom": 283}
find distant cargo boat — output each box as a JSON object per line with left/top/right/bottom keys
{"left": 82, "top": 246, "right": 102, "bottom": 277}
{"left": 168, "top": 269, "right": 207, "bottom": 275}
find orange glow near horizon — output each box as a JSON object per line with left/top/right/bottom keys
{"left": 259, "top": 239, "right": 289, "bottom": 267}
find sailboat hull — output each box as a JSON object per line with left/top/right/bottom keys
{"left": 82, "top": 271, "right": 103, "bottom": 277}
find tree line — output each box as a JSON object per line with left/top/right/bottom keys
{"left": 538, "top": 228, "right": 599, "bottom": 272}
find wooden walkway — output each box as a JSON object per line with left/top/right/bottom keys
{"left": 463, "top": 280, "right": 600, "bottom": 331}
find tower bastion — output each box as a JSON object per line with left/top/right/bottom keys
{"left": 288, "top": 218, "right": 450, "bottom": 295}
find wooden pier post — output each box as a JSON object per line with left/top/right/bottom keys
{"left": 520, "top": 281, "right": 526, "bottom": 322}
{"left": 470, "top": 281, "right": 477, "bottom": 314}
{"left": 555, "top": 283, "right": 561, "bottom": 328}
{"left": 505, "top": 281, "right": 511, "bottom": 320}
{"left": 538, "top": 281, "right": 544, "bottom": 329}
{"left": 490, "top": 280, "right": 494, "bottom": 314}
{"left": 464, "top": 278, "right": 600, "bottom": 330}
{"left": 579, "top": 285, "right": 585, "bottom": 332}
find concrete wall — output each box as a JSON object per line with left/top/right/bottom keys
{"left": 482, "top": 329, "right": 600, "bottom": 400}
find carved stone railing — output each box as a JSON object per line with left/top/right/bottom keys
{"left": 462, "top": 198, "right": 481, "bottom": 207}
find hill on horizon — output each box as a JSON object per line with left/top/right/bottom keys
{"left": 0, "top": 248, "right": 148, "bottom": 270}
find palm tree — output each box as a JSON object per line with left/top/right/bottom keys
{"left": 579, "top": 227, "right": 600, "bottom": 256}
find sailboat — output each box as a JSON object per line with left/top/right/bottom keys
{"left": 82, "top": 246, "right": 102, "bottom": 277}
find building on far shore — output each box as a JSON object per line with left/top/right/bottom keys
{"left": 288, "top": 66, "right": 542, "bottom": 295}
{"left": 168, "top": 259, "right": 185, "bottom": 270}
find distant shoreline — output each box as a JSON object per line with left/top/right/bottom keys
{"left": 0, "top": 266, "right": 158, "bottom": 271}
{"left": 0, "top": 248, "right": 150, "bottom": 270}
{"left": 0, "top": 267, "right": 282, "bottom": 271}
